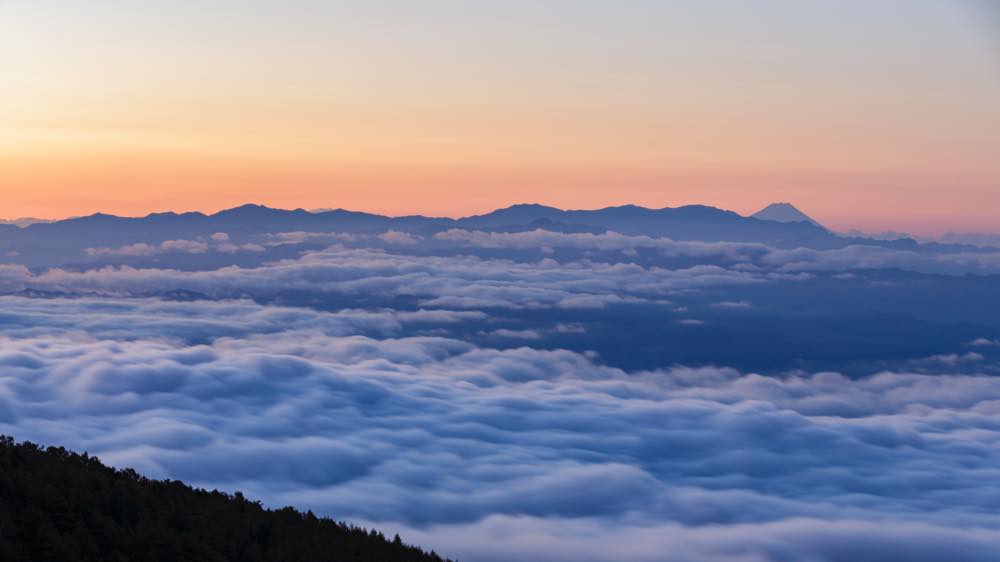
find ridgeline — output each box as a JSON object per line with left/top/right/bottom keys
{"left": 0, "top": 437, "right": 451, "bottom": 562}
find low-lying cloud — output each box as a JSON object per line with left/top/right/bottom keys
{"left": 0, "top": 246, "right": 766, "bottom": 309}
{"left": 87, "top": 235, "right": 264, "bottom": 256}
{"left": 3, "top": 224, "right": 1000, "bottom": 561}
{"left": 1, "top": 294, "right": 999, "bottom": 561}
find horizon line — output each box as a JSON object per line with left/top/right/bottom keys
{"left": 2, "top": 200, "right": 995, "bottom": 238}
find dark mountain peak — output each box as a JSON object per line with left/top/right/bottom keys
{"left": 212, "top": 203, "right": 274, "bottom": 216}
{"left": 61, "top": 212, "right": 122, "bottom": 224}
{"left": 669, "top": 204, "right": 739, "bottom": 218}
{"left": 458, "top": 203, "right": 564, "bottom": 228}
{"left": 486, "top": 203, "right": 563, "bottom": 217}
{"left": 588, "top": 203, "right": 652, "bottom": 214}
{"left": 674, "top": 203, "right": 725, "bottom": 212}
{"left": 314, "top": 207, "right": 384, "bottom": 219}
{"left": 752, "top": 202, "right": 824, "bottom": 228}
{"left": 585, "top": 203, "right": 731, "bottom": 216}
{"left": 211, "top": 204, "right": 312, "bottom": 220}
{"left": 506, "top": 203, "right": 560, "bottom": 211}
{"left": 143, "top": 210, "right": 209, "bottom": 224}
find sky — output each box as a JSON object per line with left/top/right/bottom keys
{"left": 1, "top": 0, "right": 998, "bottom": 234}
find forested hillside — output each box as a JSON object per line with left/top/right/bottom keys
{"left": 0, "top": 437, "right": 450, "bottom": 562}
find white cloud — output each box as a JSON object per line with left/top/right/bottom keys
{"left": 923, "top": 352, "right": 985, "bottom": 366}
{"left": 2, "top": 296, "right": 1000, "bottom": 561}
{"left": 379, "top": 230, "right": 420, "bottom": 245}
{"left": 555, "top": 323, "right": 586, "bottom": 334}
{"left": 763, "top": 245, "right": 1000, "bottom": 275}
{"left": 263, "top": 231, "right": 367, "bottom": 246}
{"left": 0, "top": 247, "right": 766, "bottom": 309}
{"left": 5, "top": 226, "right": 1000, "bottom": 561}
{"left": 86, "top": 243, "right": 158, "bottom": 257}
{"left": 431, "top": 228, "right": 1000, "bottom": 275}
{"left": 160, "top": 239, "right": 210, "bottom": 254}
{"left": 488, "top": 328, "right": 542, "bottom": 340}
{"left": 970, "top": 338, "right": 1000, "bottom": 347}
{"left": 384, "top": 516, "right": 1000, "bottom": 562}
{"left": 434, "top": 228, "right": 768, "bottom": 260}
{"left": 711, "top": 300, "right": 752, "bottom": 309}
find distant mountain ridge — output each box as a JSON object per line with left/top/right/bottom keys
{"left": 0, "top": 217, "right": 54, "bottom": 228}
{"left": 11, "top": 202, "right": 838, "bottom": 244}
{"left": 0, "top": 202, "right": 939, "bottom": 267}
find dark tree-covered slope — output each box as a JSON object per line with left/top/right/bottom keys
{"left": 0, "top": 437, "right": 451, "bottom": 562}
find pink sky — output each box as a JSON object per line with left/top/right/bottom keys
{"left": 1, "top": 1, "right": 997, "bottom": 235}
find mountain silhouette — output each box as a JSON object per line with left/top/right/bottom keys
{"left": 752, "top": 202, "right": 825, "bottom": 229}
{"left": 0, "top": 202, "right": 931, "bottom": 268}
{"left": 456, "top": 203, "right": 837, "bottom": 245}
{"left": 13, "top": 202, "right": 836, "bottom": 244}
{"left": 0, "top": 436, "right": 450, "bottom": 562}
{"left": 0, "top": 217, "right": 53, "bottom": 228}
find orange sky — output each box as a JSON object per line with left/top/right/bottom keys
{"left": 1, "top": 1, "right": 998, "bottom": 234}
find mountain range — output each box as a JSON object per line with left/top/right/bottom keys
{"left": 0, "top": 202, "right": 954, "bottom": 268}
{"left": 0, "top": 217, "right": 53, "bottom": 228}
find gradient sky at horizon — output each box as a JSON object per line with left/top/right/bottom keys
{"left": 1, "top": 0, "right": 998, "bottom": 234}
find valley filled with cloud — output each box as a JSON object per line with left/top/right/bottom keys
{"left": 1, "top": 206, "right": 1000, "bottom": 561}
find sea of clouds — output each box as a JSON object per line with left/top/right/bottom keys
{"left": 2, "top": 231, "right": 1000, "bottom": 561}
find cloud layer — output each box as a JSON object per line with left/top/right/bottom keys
{"left": 0, "top": 246, "right": 765, "bottom": 309}
{"left": 3, "top": 227, "right": 1000, "bottom": 561}
{"left": 1, "top": 294, "right": 999, "bottom": 561}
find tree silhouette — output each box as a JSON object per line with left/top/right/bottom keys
{"left": 0, "top": 436, "right": 452, "bottom": 562}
